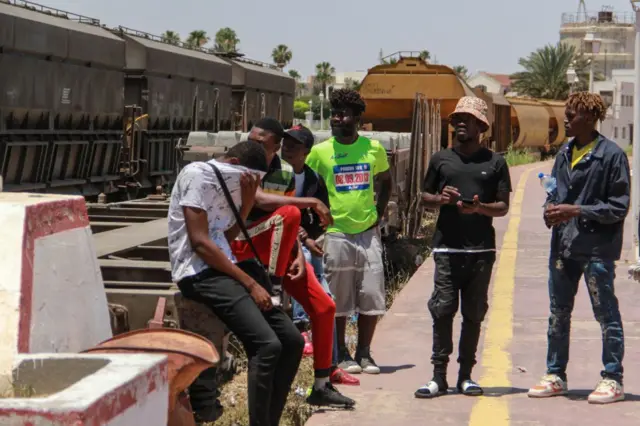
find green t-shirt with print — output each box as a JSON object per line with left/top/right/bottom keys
{"left": 305, "top": 136, "right": 390, "bottom": 235}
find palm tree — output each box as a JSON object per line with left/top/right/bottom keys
{"left": 315, "top": 62, "right": 336, "bottom": 98}
{"left": 453, "top": 65, "right": 470, "bottom": 81}
{"left": 288, "top": 69, "right": 301, "bottom": 80}
{"left": 378, "top": 49, "right": 399, "bottom": 65}
{"left": 161, "top": 30, "right": 180, "bottom": 45}
{"left": 272, "top": 45, "right": 293, "bottom": 70}
{"left": 185, "top": 30, "right": 209, "bottom": 49}
{"left": 215, "top": 27, "right": 240, "bottom": 53}
{"left": 510, "top": 42, "right": 599, "bottom": 100}
{"left": 419, "top": 50, "right": 431, "bottom": 62}
{"left": 343, "top": 78, "right": 362, "bottom": 91}
{"left": 289, "top": 70, "right": 302, "bottom": 96}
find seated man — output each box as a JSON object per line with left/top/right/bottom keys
{"left": 168, "top": 141, "right": 304, "bottom": 425}
{"left": 231, "top": 117, "right": 355, "bottom": 407}
{"left": 282, "top": 124, "right": 360, "bottom": 387}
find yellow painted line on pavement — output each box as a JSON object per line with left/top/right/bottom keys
{"left": 468, "top": 167, "right": 532, "bottom": 426}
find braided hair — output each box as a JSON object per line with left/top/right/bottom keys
{"left": 566, "top": 92, "right": 607, "bottom": 122}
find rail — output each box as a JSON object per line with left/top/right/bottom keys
{"left": 219, "top": 53, "right": 280, "bottom": 71}
{"left": 115, "top": 26, "right": 280, "bottom": 71}
{"left": 561, "top": 10, "right": 635, "bottom": 26}
{"left": 5, "top": 0, "right": 100, "bottom": 25}
{"left": 380, "top": 51, "right": 428, "bottom": 62}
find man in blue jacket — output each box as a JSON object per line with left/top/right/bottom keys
{"left": 528, "top": 92, "right": 630, "bottom": 404}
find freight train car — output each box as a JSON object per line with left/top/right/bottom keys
{"left": 359, "top": 54, "right": 474, "bottom": 147}
{"left": 359, "top": 53, "right": 569, "bottom": 154}
{"left": 0, "top": 1, "right": 125, "bottom": 194}
{"left": 0, "top": 1, "right": 296, "bottom": 198}
{"left": 226, "top": 56, "right": 295, "bottom": 132}
{"left": 113, "top": 27, "right": 233, "bottom": 194}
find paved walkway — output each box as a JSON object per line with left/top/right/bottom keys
{"left": 306, "top": 161, "right": 640, "bottom": 426}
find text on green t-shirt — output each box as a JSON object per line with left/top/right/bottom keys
{"left": 305, "top": 136, "right": 390, "bottom": 235}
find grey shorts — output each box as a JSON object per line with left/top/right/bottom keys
{"left": 323, "top": 226, "right": 386, "bottom": 317}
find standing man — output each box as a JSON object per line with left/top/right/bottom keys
{"left": 305, "top": 89, "right": 393, "bottom": 375}
{"left": 282, "top": 124, "right": 361, "bottom": 387}
{"left": 168, "top": 141, "right": 304, "bottom": 426}
{"left": 415, "top": 96, "right": 512, "bottom": 399}
{"left": 528, "top": 92, "right": 630, "bottom": 404}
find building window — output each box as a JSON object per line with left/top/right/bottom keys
{"left": 623, "top": 127, "right": 627, "bottom": 139}
{"left": 615, "top": 127, "right": 619, "bottom": 138}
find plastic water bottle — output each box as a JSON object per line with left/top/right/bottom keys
{"left": 538, "top": 173, "right": 557, "bottom": 197}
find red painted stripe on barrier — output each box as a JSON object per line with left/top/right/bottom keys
{"left": 0, "top": 358, "right": 168, "bottom": 424}
{"left": 17, "top": 197, "right": 90, "bottom": 353}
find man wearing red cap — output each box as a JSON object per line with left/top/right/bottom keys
{"left": 416, "top": 96, "right": 512, "bottom": 399}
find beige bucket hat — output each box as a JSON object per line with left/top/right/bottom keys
{"left": 449, "top": 96, "right": 490, "bottom": 131}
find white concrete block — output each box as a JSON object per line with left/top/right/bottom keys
{"left": 0, "top": 353, "right": 168, "bottom": 425}
{"left": 0, "top": 193, "right": 112, "bottom": 381}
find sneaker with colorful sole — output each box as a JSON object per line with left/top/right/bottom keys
{"left": 527, "top": 374, "right": 568, "bottom": 398}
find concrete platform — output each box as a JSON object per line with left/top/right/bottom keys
{"left": 306, "top": 161, "right": 640, "bottom": 426}
{"left": 0, "top": 353, "right": 168, "bottom": 426}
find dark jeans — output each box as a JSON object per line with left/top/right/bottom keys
{"left": 546, "top": 256, "right": 624, "bottom": 383}
{"left": 428, "top": 252, "right": 495, "bottom": 381}
{"left": 178, "top": 261, "right": 304, "bottom": 426}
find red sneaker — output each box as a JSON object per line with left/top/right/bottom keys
{"left": 330, "top": 368, "right": 360, "bottom": 386}
{"left": 302, "top": 332, "right": 314, "bottom": 357}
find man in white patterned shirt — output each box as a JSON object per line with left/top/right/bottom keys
{"left": 168, "top": 141, "right": 304, "bottom": 426}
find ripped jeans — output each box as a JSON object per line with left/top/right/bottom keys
{"left": 546, "top": 257, "right": 624, "bottom": 383}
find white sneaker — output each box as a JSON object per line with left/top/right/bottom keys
{"left": 588, "top": 378, "right": 624, "bottom": 404}
{"left": 527, "top": 374, "right": 568, "bottom": 398}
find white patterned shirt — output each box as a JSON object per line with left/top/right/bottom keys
{"left": 167, "top": 159, "right": 258, "bottom": 282}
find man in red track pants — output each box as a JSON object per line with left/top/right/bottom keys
{"left": 231, "top": 117, "right": 354, "bottom": 408}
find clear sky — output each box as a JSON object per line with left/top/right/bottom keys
{"left": 50, "top": 0, "right": 635, "bottom": 77}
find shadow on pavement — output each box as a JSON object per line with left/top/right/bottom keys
{"left": 566, "top": 390, "right": 640, "bottom": 402}
{"left": 478, "top": 387, "right": 530, "bottom": 397}
{"left": 378, "top": 364, "right": 416, "bottom": 374}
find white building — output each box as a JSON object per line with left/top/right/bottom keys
{"left": 593, "top": 69, "right": 634, "bottom": 148}
{"left": 305, "top": 71, "right": 368, "bottom": 96}
{"left": 466, "top": 72, "right": 512, "bottom": 95}
{"left": 560, "top": 7, "right": 636, "bottom": 78}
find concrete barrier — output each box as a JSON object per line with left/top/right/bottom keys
{"left": 0, "top": 193, "right": 112, "bottom": 387}
{"left": 0, "top": 353, "right": 168, "bottom": 425}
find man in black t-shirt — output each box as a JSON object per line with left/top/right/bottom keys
{"left": 414, "top": 96, "right": 512, "bottom": 399}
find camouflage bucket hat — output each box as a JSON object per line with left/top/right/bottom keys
{"left": 449, "top": 96, "right": 490, "bottom": 131}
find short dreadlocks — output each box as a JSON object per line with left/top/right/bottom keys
{"left": 566, "top": 92, "right": 607, "bottom": 123}
{"left": 330, "top": 88, "right": 366, "bottom": 116}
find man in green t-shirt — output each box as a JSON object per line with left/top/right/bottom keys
{"left": 306, "top": 89, "right": 392, "bottom": 375}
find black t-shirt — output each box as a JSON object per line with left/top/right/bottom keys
{"left": 423, "top": 147, "right": 512, "bottom": 250}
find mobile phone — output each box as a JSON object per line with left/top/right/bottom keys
{"left": 461, "top": 198, "right": 475, "bottom": 205}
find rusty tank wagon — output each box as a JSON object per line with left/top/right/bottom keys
{"left": 358, "top": 52, "right": 569, "bottom": 155}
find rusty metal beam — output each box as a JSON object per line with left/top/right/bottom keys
{"left": 89, "top": 215, "right": 155, "bottom": 223}
{"left": 88, "top": 207, "right": 169, "bottom": 218}
{"left": 110, "top": 246, "right": 170, "bottom": 262}
{"left": 94, "top": 218, "right": 168, "bottom": 257}
{"left": 90, "top": 221, "right": 140, "bottom": 233}
{"left": 100, "top": 259, "right": 172, "bottom": 282}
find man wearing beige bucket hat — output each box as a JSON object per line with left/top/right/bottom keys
{"left": 415, "top": 96, "right": 512, "bottom": 399}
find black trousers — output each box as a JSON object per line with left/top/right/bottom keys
{"left": 178, "top": 261, "right": 304, "bottom": 426}
{"left": 428, "top": 252, "right": 496, "bottom": 381}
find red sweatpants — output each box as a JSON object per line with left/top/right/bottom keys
{"left": 231, "top": 205, "right": 301, "bottom": 278}
{"left": 231, "top": 205, "right": 336, "bottom": 372}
